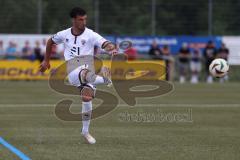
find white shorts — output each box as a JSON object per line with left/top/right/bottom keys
{"left": 68, "top": 64, "right": 88, "bottom": 87}
{"left": 190, "top": 62, "right": 201, "bottom": 72}
{"left": 67, "top": 64, "right": 96, "bottom": 96}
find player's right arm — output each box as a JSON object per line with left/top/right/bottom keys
{"left": 39, "top": 30, "right": 65, "bottom": 72}
{"left": 39, "top": 38, "right": 54, "bottom": 72}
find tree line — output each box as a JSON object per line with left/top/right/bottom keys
{"left": 0, "top": 0, "right": 239, "bottom": 35}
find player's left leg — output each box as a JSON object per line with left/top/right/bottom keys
{"left": 68, "top": 64, "right": 112, "bottom": 87}
{"left": 80, "top": 66, "right": 112, "bottom": 86}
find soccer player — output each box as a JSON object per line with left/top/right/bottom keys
{"left": 39, "top": 7, "right": 117, "bottom": 144}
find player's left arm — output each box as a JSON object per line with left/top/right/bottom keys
{"left": 101, "top": 41, "right": 118, "bottom": 55}
{"left": 92, "top": 31, "right": 118, "bottom": 55}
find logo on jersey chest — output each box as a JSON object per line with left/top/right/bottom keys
{"left": 81, "top": 39, "right": 86, "bottom": 45}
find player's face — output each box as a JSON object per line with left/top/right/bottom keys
{"left": 73, "top": 15, "right": 87, "bottom": 31}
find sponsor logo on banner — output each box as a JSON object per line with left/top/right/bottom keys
{"left": 0, "top": 60, "right": 166, "bottom": 80}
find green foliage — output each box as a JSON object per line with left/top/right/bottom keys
{"left": 0, "top": 0, "right": 239, "bottom": 35}
{"left": 0, "top": 0, "right": 38, "bottom": 33}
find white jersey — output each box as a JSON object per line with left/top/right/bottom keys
{"left": 52, "top": 27, "right": 107, "bottom": 61}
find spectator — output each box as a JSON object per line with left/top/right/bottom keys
{"left": 190, "top": 45, "right": 202, "bottom": 84}
{"left": 34, "top": 41, "right": 44, "bottom": 62}
{"left": 41, "top": 38, "right": 47, "bottom": 55}
{"left": 22, "top": 41, "right": 34, "bottom": 60}
{"left": 0, "top": 41, "right": 5, "bottom": 59}
{"left": 217, "top": 42, "right": 229, "bottom": 83}
{"left": 148, "top": 40, "right": 162, "bottom": 59}
{"left": 203, "top": 40, "right": 217, "bottom": 83}
{"left": 125, "top": 47, "right": 138, "bottom": 60}
{"left": 51, "top": 45, "right": 61, "bottom": 59}
{"left": 178, "top": 42, "right": 191, "bottom": 83}
{"left": 217, "top": 42, "right": 229, "bottom": 60}
{"left": 161, "top": 45, "right": 174, "bottom": 81}
{"left": 5, "top": 41, "right": 18, "bottom": 60}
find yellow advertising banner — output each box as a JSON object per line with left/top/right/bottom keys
{"left": 0, "top": 60, "right": 166, "bottom": 80}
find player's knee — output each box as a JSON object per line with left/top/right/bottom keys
{"left": 82, "top": 112, "right": 91, "bottom": 121}
{"left": 79, "top": 69, "right": 89, "bottom": 84}
{"left": 80, "top": 85, "right": 95, "bottom": 102}
{"left": 79, "top": 69, "right": 96, "bottom": 84}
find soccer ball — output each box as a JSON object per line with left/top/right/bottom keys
{"left": 209, "top": 58, "right": 229, "bottom": 78}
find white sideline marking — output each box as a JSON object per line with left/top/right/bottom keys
{"left": 0, "top": 104, "right": 239, "bottom": 107}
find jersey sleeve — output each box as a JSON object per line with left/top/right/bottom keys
{"left": 51, "top": 30, "right": 65, "bottom": 45}
{"left": 91, "top": 31, "right": 108, "bottom": 48}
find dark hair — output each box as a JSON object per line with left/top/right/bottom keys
{"left": 70, "top": 7, "right": 86, "bottom": 18}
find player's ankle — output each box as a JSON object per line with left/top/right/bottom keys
{"left": 81, "top": 130, "right": 89, "bottom": 135}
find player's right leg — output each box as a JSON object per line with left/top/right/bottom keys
{"left": 67, "top": 65, "right": 111, "bottom": 144}
{"left": 79, "top": 84, "right": 96, "bottom": 144}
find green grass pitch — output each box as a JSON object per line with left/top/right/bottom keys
{"left": 0, "top": 81, "right": 240, "bottom": 160}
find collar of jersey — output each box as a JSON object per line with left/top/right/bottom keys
{"left": 71, "top": 27, "right": 85, "bottom": 36}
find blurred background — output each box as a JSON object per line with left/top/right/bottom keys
{"left": 0, "top": 0, "right": 240, "bottom": 82}
{"left": 1, "top": 1, "right": 240, "bottom": 159}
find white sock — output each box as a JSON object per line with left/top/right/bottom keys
{"left": 92, "top": 75, "right": 105, "bottom": 85}
{"left": 207, "top": 75, "right": 213, "bottom": 83}
{"left": 180, "top": 76, "right": 185, "bottom": 83}
{"left": 82, "top": 101, "right": 92, "bottom": 134}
